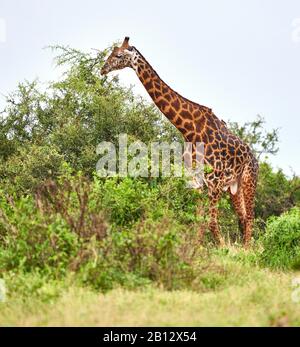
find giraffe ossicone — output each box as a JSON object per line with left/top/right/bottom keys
{"left": 101, "top": 37, "right": 259, "bottom": 247}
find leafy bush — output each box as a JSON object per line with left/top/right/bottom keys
{"left": 79, "top": 215, "right": 197, "bottom": 291}
{"left": 0, "top": 167, "right": 107, "bottom": 277}
{"left": 255, "top": 162, "right": 300, "bottom": 220}
{"left": 3, "top": 271, "right": 67, "bottom": 303}
{"left": 0, "top": 194, "right": 79, "bottom": 276}
{"left": 0, "top": 170, "right": 203, "bottom": 291}
{"left": 0, "top": 144, "right": 64, "bottom": 195}
{"left": 259, "top": 208, "right": 300, "bottom": 269}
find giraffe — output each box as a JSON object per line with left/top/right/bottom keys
{"left": 101, "top": 37, "right": 259, "bottom": 247}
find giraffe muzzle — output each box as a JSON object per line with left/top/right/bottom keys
{"left": 100, "top": 65, "right": 110, "bottom": 75}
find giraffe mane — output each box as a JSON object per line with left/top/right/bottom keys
{"left": 132, "top": 47, "right": 211, "bottom": 112}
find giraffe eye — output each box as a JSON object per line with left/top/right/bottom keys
{"left": 116, "top": 53, "right": 123, "bottom": 58}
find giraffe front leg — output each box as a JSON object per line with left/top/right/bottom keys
{"left": 208, "top": 190, "right": 225, "bottom": 246}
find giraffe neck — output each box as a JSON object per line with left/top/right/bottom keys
{"left": 130, "top": 47, "right": 212, "bottom": 142}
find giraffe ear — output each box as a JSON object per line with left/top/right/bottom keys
{"left": 121, "top": 37, "right": 130, "bottom": 48}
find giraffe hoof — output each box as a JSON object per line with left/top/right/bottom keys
{"left": 243, "top": 238, "right": 252, "bottom": 249}
{"left": 219, "top": 238, "right": 226, "bottom": 248}
{"left": 214, "top": 236, "right": 225, "bottom": 247}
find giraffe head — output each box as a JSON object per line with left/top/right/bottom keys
{"left": 101, "top": 37, "right": 135, "bottom": 75}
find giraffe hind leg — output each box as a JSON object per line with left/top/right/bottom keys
{"left": 240, "top": 163, "right": 258, "bottom": 247}
{"left": 241, "top": 178, "right": 257, "bottom": 247}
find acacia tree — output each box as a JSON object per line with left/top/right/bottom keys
{"left": 0, "top": 46, "right": 179, "bottom": 194}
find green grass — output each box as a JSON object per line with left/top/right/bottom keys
{"left": 1, "top": 246, "right": 300, "bottom": 327}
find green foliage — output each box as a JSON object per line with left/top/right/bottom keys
{"left": 0, "top": 172, "right": 201, "bottom": 291}
{"left": 0, "top": 144, "right": 64, "bottom": 195}
{"left": 0, "top": 194, "right": 79, "bottom": 276}
{"left": 79, "top": 216, "right": 194, "bottom": 291}
{"left": 259, "top": 208, "right": 300, "bottom": 269}
{"left": 3, "top": 271, "right": 67, "bottom": 303}
{"left": 255, "top": 162, "right": 300, "bottom": 220}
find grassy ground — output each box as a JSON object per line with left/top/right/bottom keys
{"left": 1, "top": 246, "right": 300, "bottom": 327}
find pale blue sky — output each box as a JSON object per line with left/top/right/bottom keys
{"left": 0, "top": 0, "right": 300, "bottom": 174}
